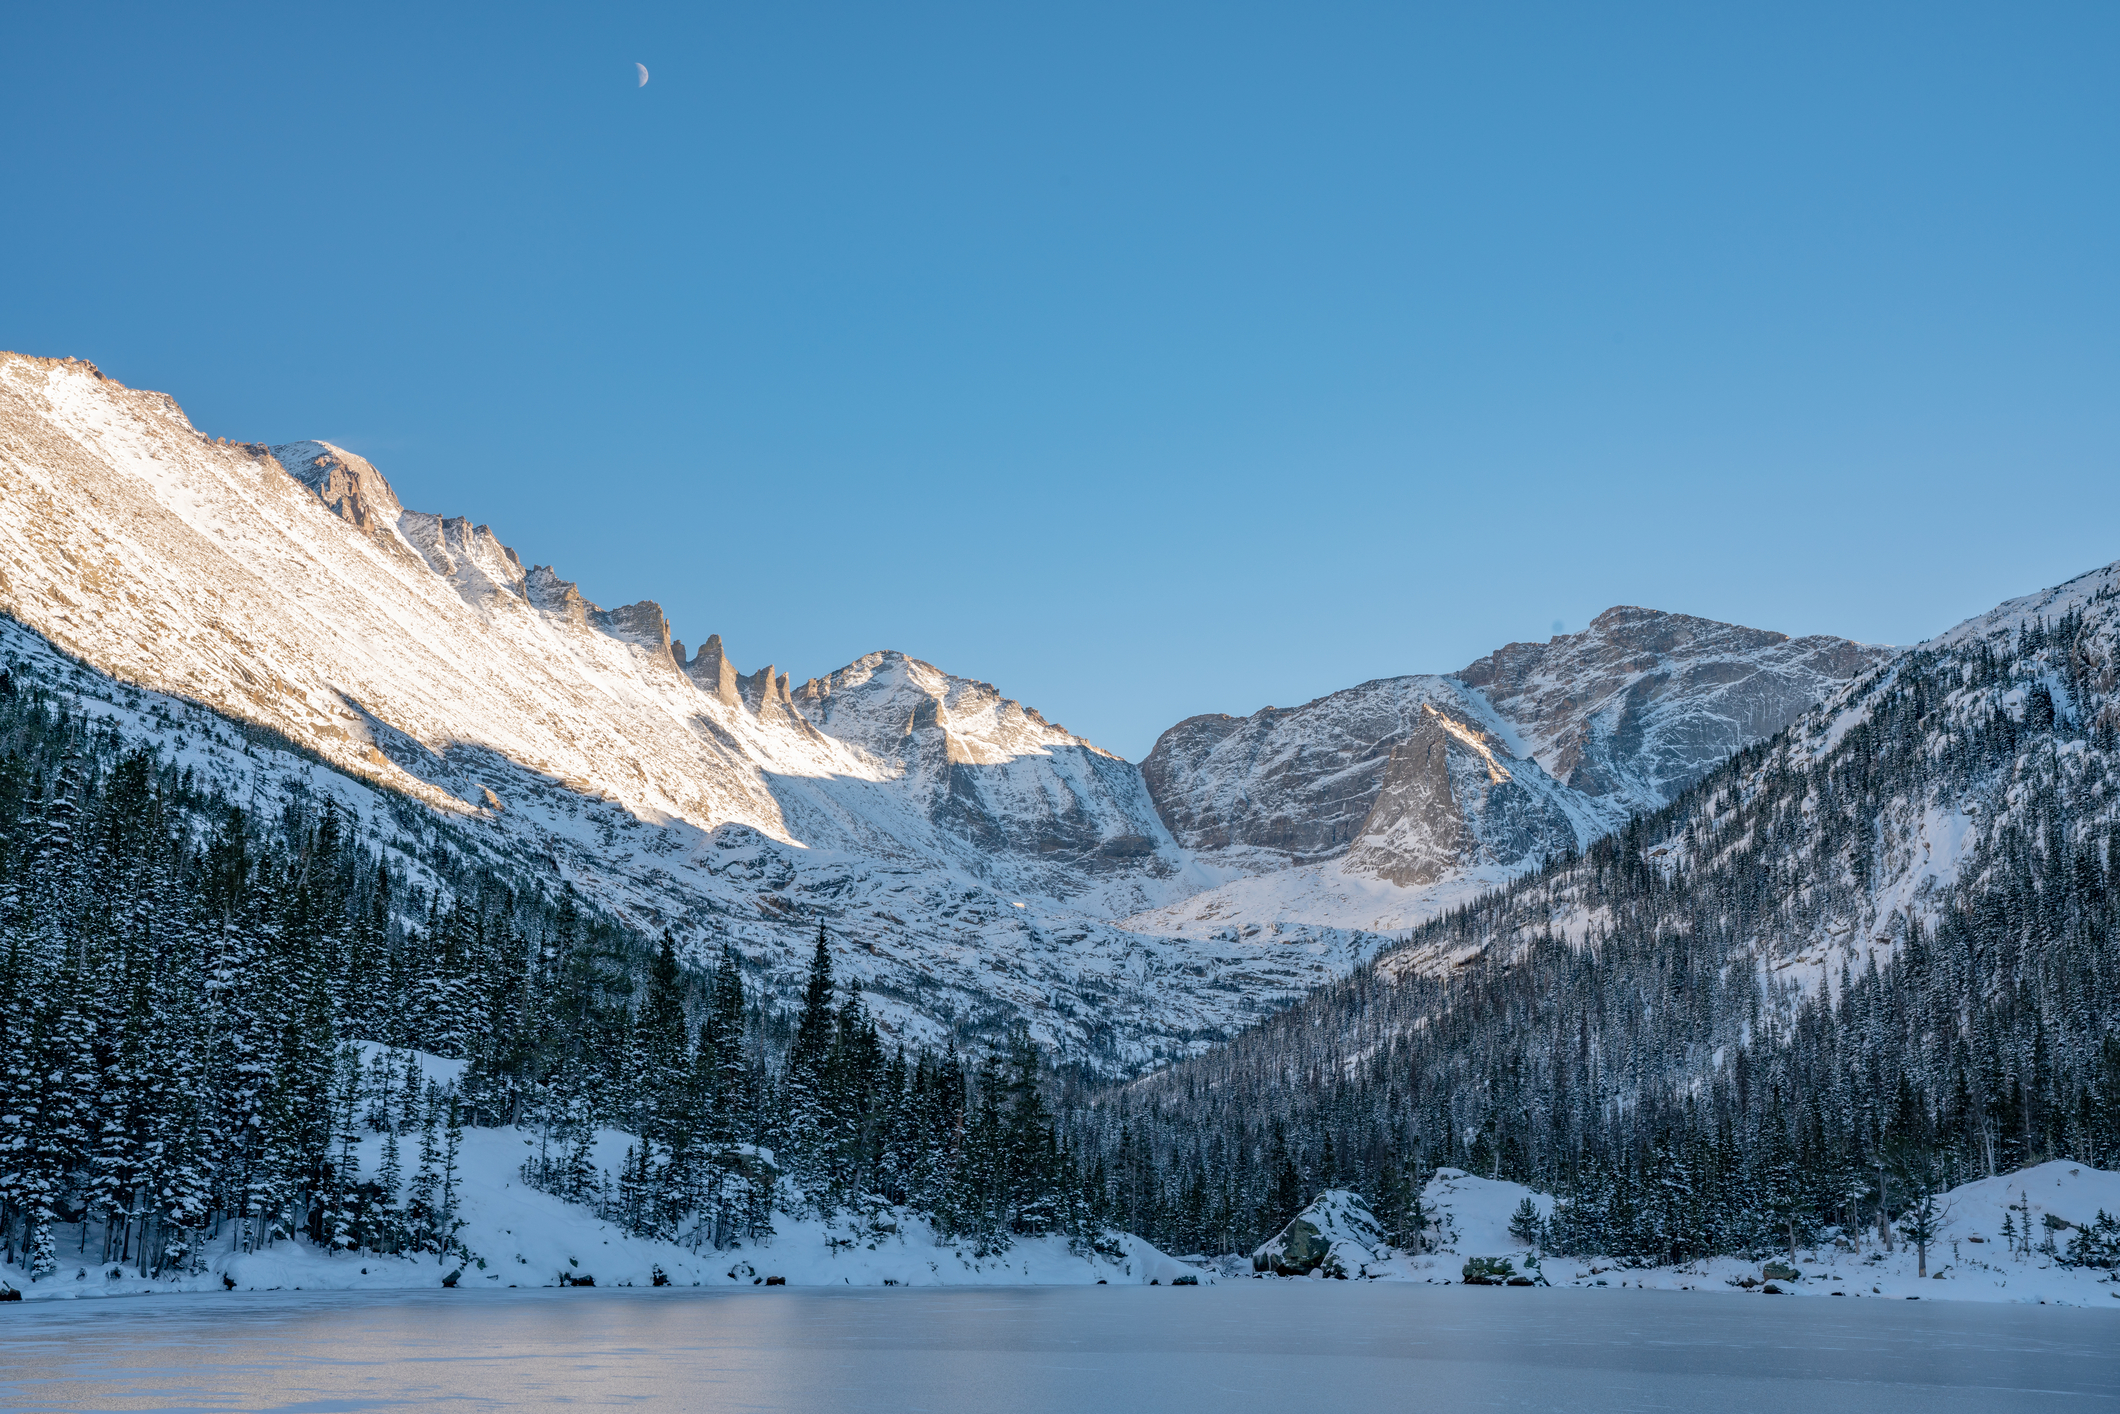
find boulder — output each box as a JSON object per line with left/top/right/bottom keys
{"left": 1252, "top": 1190, "right": 1388, "bottom": 1277}
{"left": 1461, "top": 1256, "right": 1516, "bottom": 1285}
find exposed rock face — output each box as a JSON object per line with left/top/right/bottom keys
{"left": 684, "top": 633, "right": 741, "bottom": 706}
{"left": 1456, "top": 606, "right": 1897, "bottom": 816}
{"left": 523, "top": 564, "right": 592, "bottom": 625}
{"left": 1142, "top": 608, "right": 1889, "bottom": 891}
{"left": 739, "top": 663, "right": 792, "bottom": 712}
{"left": 398, "top": 512, "right": 526, "bottom": 607}
{"left": 596, "top": 599, "right": 675, "bottom": 656}
{"left": 792, "top": 651, "right": 1176, "bottom": 877}
{"left": 1341, "top": 705, "right": 1581, "bottom": 888}
{"left": 274, "top": 440, "right": 403, "bottom": 534}
{"left": 1140, "top": 675, "right": 1479, "bottom": 867}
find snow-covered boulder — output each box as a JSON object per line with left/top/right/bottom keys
{"left": 1253, "top": 1190, "right": 1389, "bottom": 1278}
{"left": 1926, "top": 1160, "right": 2120, "bottom": 1252}
{"left": 1421, "top": 1167, "right": 1553, "bottom": 1256}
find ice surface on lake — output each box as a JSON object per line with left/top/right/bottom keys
{"left": 4, "top": 1285, "right": 2114, "bottom": 1412}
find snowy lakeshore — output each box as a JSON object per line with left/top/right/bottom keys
{"left": 1233, "top": 1162, "right": 2120, "bottom": 1309}
{"left": 1364, "top": 1163, "right": 2120, "bottom": 1307}
{"left": 10, "top": 1127, "right": 2114, "bottom": 1308}
{"left": 0, "top": 1128, "right": 1191, "bottom": 1300}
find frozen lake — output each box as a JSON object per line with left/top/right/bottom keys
{"left": 3, "top": 1284, "right": 2115, "bottom": 1412}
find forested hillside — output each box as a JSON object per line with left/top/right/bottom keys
{"left": 11, "top": 552, "right": 2120, "bottom": 1286}
{"left": 0, "top": 667, "right": 1104, "bottom": 1284}
{"left": 1069, "top": 569, "right": 2120, "bottom": 1264}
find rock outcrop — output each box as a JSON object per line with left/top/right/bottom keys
{"left": 1341, "top": 704, "right": 1581, "bottom": 888}
{"left": 684, "top": 634, "right": 741, "bottom": 706}
{"left": 274, "top": 440, "right": 404, "bottom": 534}
{"left": 1142, "top": 609, "right": 1890, "bottom": 890}
{"left": 1252, "top": 1191, "right": 1389, "bottom": 1278}
{"left": 1456, "top": 605, "right": 1897, "bottom": 816}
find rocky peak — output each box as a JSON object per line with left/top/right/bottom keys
{"left": 597, "top": 599, "right": 675, "bottom": 656}
{"left": 738, "top": 663, "right": 794, "bottom": 713}
{"left": 683, "top": 633, "right": 741, "bottom": 705}
{"left": 524, "top": 565, "right": 590, "bottom": 625}
{"left": 273, "top": 441, "right": 404, "bottom": 534}
{"left": 398, "top": 512, "right": 526, "bottom": 605}
{"left": 778, "top": 649, "right": 1172, "bottom": 878}
{"left": 518, "top": 565, "right": 681, "bottom": 664}
{"left": 1456, "top": 605, "right": 1896, "bottom": 812}
{"left": 792, "top": 650, "right": 1103, "bottom": 765}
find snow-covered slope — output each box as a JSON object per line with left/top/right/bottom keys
{"left": 0, "top": 1048, "right": 1192, "bottom": 1301}
{"left": 1127, "top": 609, "right": 1890, "bottom": 941}
{"left": 0, "top": 350, "right": 1893, "bottom": 1064}
{"left": 1369, "top": 559, "right": 2120, "bottom": 988}
{"left": 0, "top": 353, "right": 1339, "bottom": 1072}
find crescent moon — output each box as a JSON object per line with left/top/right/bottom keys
{"left": 636, "top": 62, "right": 650, "bottom": 87}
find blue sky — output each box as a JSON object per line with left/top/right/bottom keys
{"left": 5, "top": 2, "right": 2115, "bottom": 759}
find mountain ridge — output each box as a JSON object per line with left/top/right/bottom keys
{"left": 0, "top": 353, "right": 1310, "bottom": 1070}
{"left": 1074, "top": 554, "right": 2120, "bottom": 1263}
{"left": 0, "top": 349, "right": 1894, "bottom": 1067}
{"left": 1126, "top": 605, "right": 1893, "bottom": 940}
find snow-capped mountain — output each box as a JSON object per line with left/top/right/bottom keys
{"left": 1085, "top": 563, "right": 2120, "bottom": 1263}
{"left": 1125, "top": 608, "right": 1893, "bottom": 939}
{"left": 0, "top": 355, "right": 1302, "bottom": 1070}
{"left": 1379, "top": 557, "right": 2120, "bottom": 983}
{"left": 0, "top": 350, "right": 1891, "bottom": 1068}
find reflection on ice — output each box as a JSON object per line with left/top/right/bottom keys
{"left": 4, "top": 1284, "right": 2115, "bottom": 1413}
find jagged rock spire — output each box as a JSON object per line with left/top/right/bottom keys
{"left": 685, "top": 634, "right": 740, "bottom": 706}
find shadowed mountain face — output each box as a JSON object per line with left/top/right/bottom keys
{"left": 1456, "top": 605, "right": 1897, "bottom": 816}
{"left": 1340, "top": 704, "right": 1583, "bottom": 888}
{"left": 1141, "top": 608, "right": 1895, "bottom": 887}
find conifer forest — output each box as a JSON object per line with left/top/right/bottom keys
{"left": 1075, "top": 609, "right": 2120, "bottom": 1263}
{"left": 0, "top": 671, "right": 1094, "bottom": 1285}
